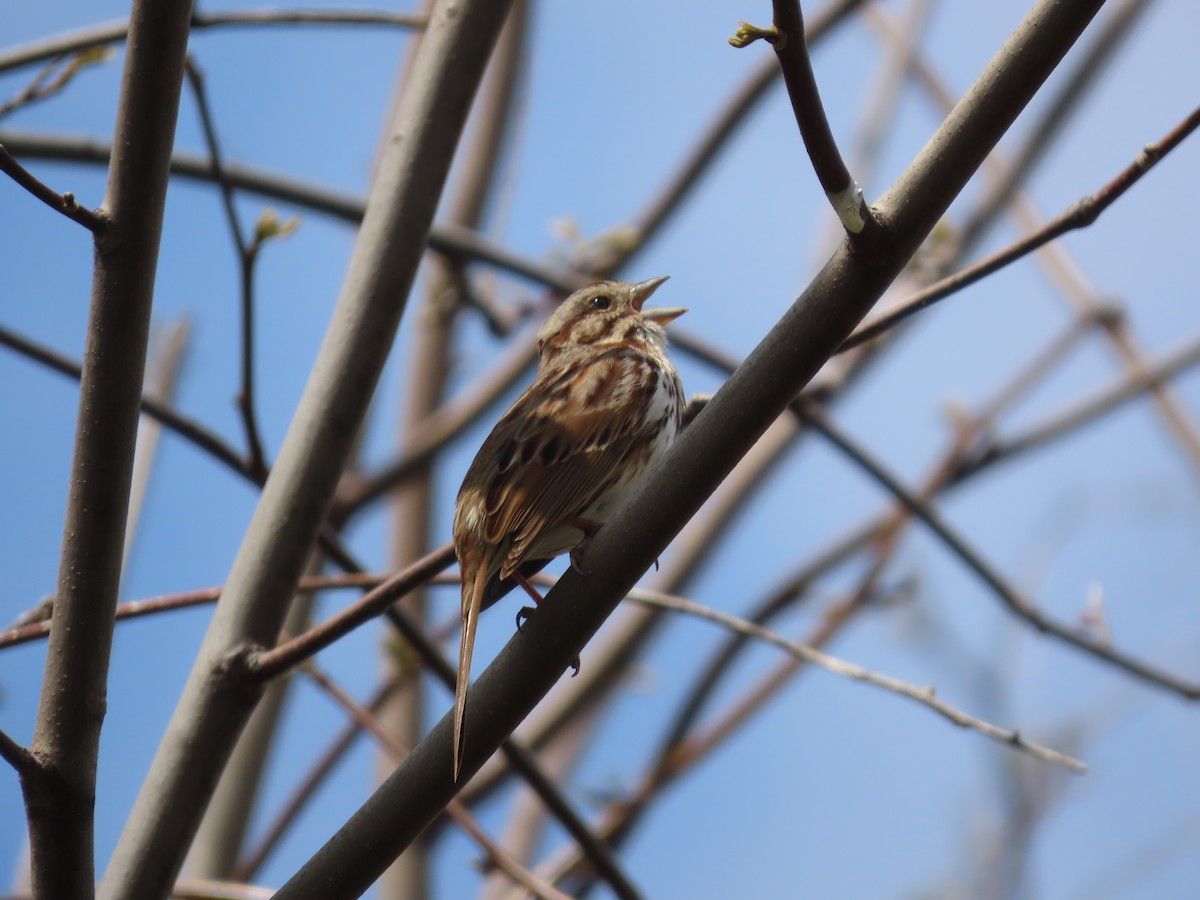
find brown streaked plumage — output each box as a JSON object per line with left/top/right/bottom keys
{"left": 451, "top": 277, "right": 686, "bottom": 779}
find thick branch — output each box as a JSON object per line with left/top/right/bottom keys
{"left": 274, "top": 0, "right": 1106, "bottom": 891}
{"left": 21, "top": 0, "right": 193, "bottom": 895}
{"left": 98, "top": 2, "right": 514, "bottom": 896}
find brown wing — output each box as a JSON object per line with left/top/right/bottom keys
{"left": 456, "top": 348, "right": 659, "bottom": 577}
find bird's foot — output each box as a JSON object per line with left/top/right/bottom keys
{"left": 569, "top": 547, "right": 592, "bottom": 577}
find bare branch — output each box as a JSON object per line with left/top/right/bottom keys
{"left": 303, "top": 664, "right": 577, "bottom": 900}
{"left": 731, "top": 0, "right": 878, "bottom": 237}
{"left": 247, "top": 544, "right": 457, "bottom": 681}
{"left": 801, "top": 404, "right": 1200, "bottom": 699}
{"left": 99, "top": 1, "right": 515, "bottom": 895}
{"left": 0, "top": 9, "right": 426, "bottom": 75}
{"left": 275, "top": 1, "right": 1108, "bottom": 890}
{"left": 0, "top": 48, "right": 111, "bottom": 118}
{"left": 20, "top": 0, "right": 194, "bottom": 892}
{"left": 230, "top": 679, "right": 401, "bottom": 880}
{"left": 0, "top": 322, "right": 254, "bottom": 487}
{"left": 0, "top": 572, "right": 389, "bottom": 653}
{"left": 965, "top": 332, "right": 1200, "bottom": 481}
{"left": 0, "top": 727, "right": 35, "bottom": 777}
{"left": 626, "top": 587, "right": 1084, "bottom": 772}
{"left": 182, "top": 58, "right": 269, "bottom": 478}
{"left": 0, "top": 143, "right": 106, "bottom": 231}
{"left": 957, "top": 0, "right": 1155, "bottom": 252}
{"left": 843, "top": 103, "right": 1200, "bottom": 350}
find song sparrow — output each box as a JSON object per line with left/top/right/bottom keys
{"left": 451, "top": 276, "right": 686, "bottom": 779}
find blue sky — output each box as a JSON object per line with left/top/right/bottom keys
{"left": 2, "top": 1, "right": 1199, "bottom": 896}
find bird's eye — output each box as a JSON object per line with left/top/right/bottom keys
{"left": 590, "top": 295, "right": 613, "bottom": 311}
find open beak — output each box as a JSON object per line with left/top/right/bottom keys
{"left": 630, "top": 275, "right": 686, "bottom": 325}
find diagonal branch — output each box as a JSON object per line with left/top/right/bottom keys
{"left": 0, "top": 323, "right": 253, "bottom": 488}
{"left": 0, "top": 143, "right": 106, "bottom": 231}
{"left": 273, "top": 1, "right": 1108, "bottom": 892}
{"left": 843, "top": 103, "right": 1200, "bottom": 350}
{"left": 230, "top": 678, "right": 402, "bottom": 881}
{"left": 963, "top": 332, "right": 1200, "bottom": 482}
{"left": 246, "top": 544, "right": 457, "bottom": 681}
{"left": 800, "top": 404, "right": 1200, "bottom": 699}
{"left": 302, "top": 664, "right": 577, "bottom": 900}
{"left": 0, "top": 727, "right": 36, "bottom": 777}
{"left": 625, "top": 588, "right": 1084, "bottom": 772}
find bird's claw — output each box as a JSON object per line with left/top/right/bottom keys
{"left": 570, "top": 655, "right": 581, "bottom": 676}
{"left": 515, "top": 606, "right": 535, "bottom": 631}
{"left": 569, "top": 549, "right": 592, "bottom": 577}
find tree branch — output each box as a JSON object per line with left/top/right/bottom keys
{"left": 843, "top": 103, "right": 1200, "bottom": 350}
{"left": 0, "top": 143, "right": 106, "bottom": 231}
{"left": 963, "top": 331, "right": 1200, "bottom": 482}
{"left": 303, "top": 663, "right": 578, "bottom": 900}
{"left": 730, "top": 0, "right": 878, "bottom": 238}
{"left": 0, "top": 8, "right": 426, "bottom": 75}
{"left": 273, "top": 0, "right": 1107, "bottom": 891}
{"left": 98, "top": 1, "right": 515, "bottom": 895}
{"left": 246, "top": 544, "right": 457, "bottom": 681}
{"left": 625, "top": 587, "right": 1084, "bottom": 772}
{"left": 21, "top": 0, "right": 195, "bottom": 894}
{"left": 182, "top": 58, "right": 269, "bottom": 479}
{"left": 800, "top": 404, "right": 1200, "bottom": 699}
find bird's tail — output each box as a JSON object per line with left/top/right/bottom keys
{"left": 453, "top": 561, "right": 489, "bottom": 781}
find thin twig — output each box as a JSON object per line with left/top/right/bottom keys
{"left": 615, "top": 0, "right": 867, "bottom": 271}
{"left": 625, "top": 588, "right": 1085, "bottom": 772}
{"left": 0, "top": 727, "right": 36, "bottom": 776}
{"left": 0, "top": 143, "right": 105, "bottom": 231}
{"left": 0, "top": 323, "right": 252, "bottom": 485}
{"left": 843, "top": 103, "right": 1200, "bottom": 350}
{"left": 800, "top": 404, "right": 1200, "bottom": 699}
{"left": 183, "top": 59, "right": 268, "bottom": 478}
{"left": 0, "top": 9, "right": 426, "bottom": 75}
{"left": 956, "top": 0, "right": 1155, "bottom": 253}
{"left": 0, "top": 48, "right": 111, "bottom": 119}
{"left": 866, "top": 1, "right": 1200, "bottom": 481}
{"left": 964, "top": 331, "right": 1200, "bottom": 482}
{"left": 246, "top": 544, "right": 457, "bottom": 681}
{"left": 0, "top": 572, "right": 393, "bottom": 653}
{"left": 730, "top": 0, "right": 877, "bottom": 238}
{"left": 192, "top": 8, "right": 427, "bottom": 29}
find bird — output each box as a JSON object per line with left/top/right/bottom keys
{"left": 451, "top": 276, "right": 686, "bottom": 780}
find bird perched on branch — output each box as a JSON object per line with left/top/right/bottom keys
{"left": 451, "top": 277, "right": 686, "bottom": 780}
